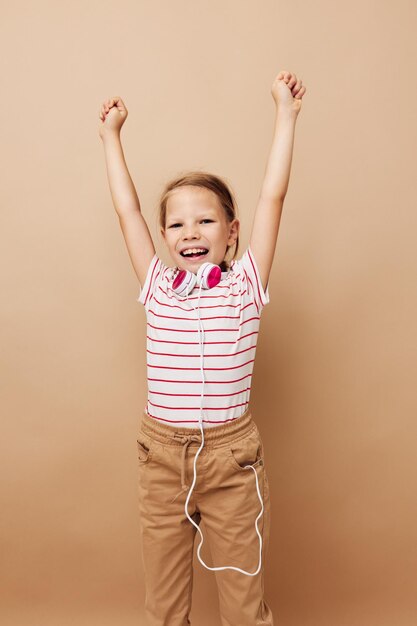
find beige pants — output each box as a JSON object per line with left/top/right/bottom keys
{"left": 136, "top": 406, "right": 274, "bottom": 626}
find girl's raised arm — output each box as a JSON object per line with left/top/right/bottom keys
{"left": 249, "top": 71, "right": 307, "bottom": 293}
{"left": 99, "top": 97, "right": 156, "bottom": 288}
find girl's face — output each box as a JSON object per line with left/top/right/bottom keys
{"left": 161, "top": 186, "right": 239, "bottom": 273}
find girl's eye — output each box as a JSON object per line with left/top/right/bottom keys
{"left": 169, "top": 219, "right": 213, "bottom": 228}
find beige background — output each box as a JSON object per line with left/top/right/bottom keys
{"left": 1, "top": 1, "right": 417, "bottom": 625}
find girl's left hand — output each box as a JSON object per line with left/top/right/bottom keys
{"left": 271, "top": 70, "right": 307, "bottom": 115}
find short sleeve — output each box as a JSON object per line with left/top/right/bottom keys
{"left": 137, "top": 254, "right": 164, "bottom": 310}
{"left": 237, "top": 245, "right": 270, "bottom": 314}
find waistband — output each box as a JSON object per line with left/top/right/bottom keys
{"left": 140, "top": 406, "right": 256, "bottom": 447}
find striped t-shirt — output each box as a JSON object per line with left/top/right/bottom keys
{"left": 137, "top": 246, "right": 270, "bottom": 428}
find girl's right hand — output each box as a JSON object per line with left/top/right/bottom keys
{"left": 99, "top": 97, "right": 128, "bottom": 137}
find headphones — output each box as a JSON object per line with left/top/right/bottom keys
{"left": 172, "top": 261, "right": 222, "bottom": 295}
{"left": 170, "top": 260, "right": 264, "bottom": 577}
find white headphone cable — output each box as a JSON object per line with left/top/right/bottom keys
{"left": 179, "top": 276, "right": 264, "bottom": 576}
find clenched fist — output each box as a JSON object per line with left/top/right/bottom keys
{"left": 98, "top": 97, "right": 128, "bottom": 138}
{"left": 271, "top": 71, "right": 306, "bottom": 115}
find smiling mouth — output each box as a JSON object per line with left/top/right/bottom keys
{"left": 180, "top": 249, "right": 209, "bottom": 259}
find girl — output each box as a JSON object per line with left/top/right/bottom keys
{"left": 99, "top": 70, "right": 306, "bottom": 626}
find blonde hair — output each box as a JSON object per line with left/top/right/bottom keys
{"left": 157, "top": 170, "right": 240, "bottom": 272}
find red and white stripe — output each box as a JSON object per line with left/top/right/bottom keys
{"left": 137, "top": 246, "right": 270, "bottom": 428}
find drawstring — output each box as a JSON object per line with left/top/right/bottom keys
{"left": 170, "top": 433, "right": 202, "bottom": 504}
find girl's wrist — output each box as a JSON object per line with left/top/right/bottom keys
{"left": 100, "top": 127, "right": 122, "bottom": 142}
{"left": 275, "top": 106, "right": 298, "bottom": 121}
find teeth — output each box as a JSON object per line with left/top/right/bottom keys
{"left": 181, "top": 248, "right": 207, "bottom": 256}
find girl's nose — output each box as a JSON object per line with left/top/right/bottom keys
{"left": 183, "top": 229, "right": 200, "bottom": 240}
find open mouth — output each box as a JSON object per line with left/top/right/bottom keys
{"left": 180, "top": 248, "right": 209, "bottom": 259}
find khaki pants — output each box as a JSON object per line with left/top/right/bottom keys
{"left": 135, "top": 406, "right": 274, "bottom": 626}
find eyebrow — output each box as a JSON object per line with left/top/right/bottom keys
{"left": 166, "top": 211, "right": 217, "bottom": 222}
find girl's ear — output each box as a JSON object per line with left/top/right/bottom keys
{"left": 227, "top": 219, "right": 240, "bottom": 244}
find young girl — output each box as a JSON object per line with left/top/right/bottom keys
{"left": 99, "top": 70, "right": 306, "bottom": 626}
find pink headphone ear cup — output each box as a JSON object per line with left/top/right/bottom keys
{"left": 172, "top": 270, "right": 197, "bottom": 296}
{"left": 197, "top": 263, "right": 222, "bottom": 289}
